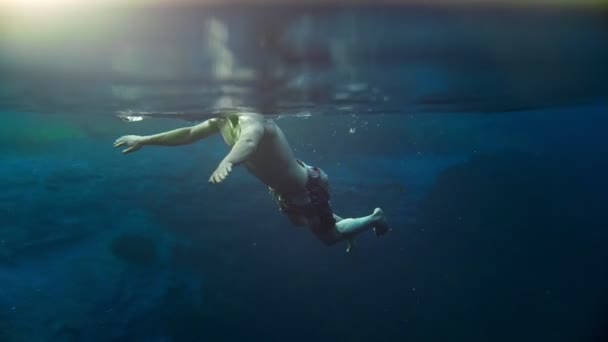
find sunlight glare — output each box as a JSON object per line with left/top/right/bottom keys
{"left": 2, "top": 0, "right": 146, "bottom": 13}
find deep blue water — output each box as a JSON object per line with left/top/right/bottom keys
{"left": 1, "top": 4, "right": 608, "bottom": 342}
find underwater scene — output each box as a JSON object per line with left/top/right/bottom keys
{"left": 1, "top": 1, "right": 608, "bottom": 341}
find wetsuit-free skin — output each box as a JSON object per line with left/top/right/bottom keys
{"left": 114, "top": 113, "right": 389, "bottom": 251}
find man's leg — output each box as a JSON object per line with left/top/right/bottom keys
{"left": 302, "top": 165, "right": 389, "bottom": 248}
{"left": 334, "top": 208, "right": 389, "bottom": 238}
{"left": 314, "top": 208, "right": 389, "bottom": 251}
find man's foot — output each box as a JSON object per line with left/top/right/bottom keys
{"left": 372, "top": 208, "right": 390, "bottom": 236}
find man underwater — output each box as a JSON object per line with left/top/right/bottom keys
{"left": 114, "top": 112, "right": 389, "bottom": 251}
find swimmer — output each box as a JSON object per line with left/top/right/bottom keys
{"left": 114, "top": 112, "right": 389, "bottom": 251}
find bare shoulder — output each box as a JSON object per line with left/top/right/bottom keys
{"left": 190, "top": 117, "right": 222, "bottom": 136}
{"left": 206, "top": 117, "right": 222, "bottom": 127}
{"left": 237, "top": 113, "right": 276, "bottom": 132}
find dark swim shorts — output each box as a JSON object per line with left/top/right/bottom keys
{"left": 270, "top": 161, "right": 336, "bottom": 236}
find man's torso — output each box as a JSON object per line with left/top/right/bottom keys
{"left": 217, "top": 113, "right": 309, "bottom": 194}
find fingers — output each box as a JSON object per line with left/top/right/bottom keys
{"left": 209, "top": 171, "right": 222, "bottom": 184}
{"left": 208, "top": 165, "right": 232, "bottom": 184}
{"left": 209, "top": 173, "right": 223, "bottom": 184}
{"left": 220, "top": 166, "right": 230, "bottom": 178}
{"left": 214, "top": 170, "right": 227, "bottom": 183}
{"left": 114, "top": 135, "right": 138, "bottom": 148}
{"left": 122, "top": 146, "right": 136, "bottom": 154}
{"left": 115, "top": 136, "right": 142, "bottom": 154}
{"left": 114, "top": 136, "right": 132, "bottom": 148}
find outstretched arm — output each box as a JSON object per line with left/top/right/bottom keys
{"left": 209, "top": 116, "right": 264, "bottom": 184}
{"left": 114, "top": 118, "right": 220, "bottom": 154}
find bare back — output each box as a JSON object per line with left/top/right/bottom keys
{"left": 217, "top": 113, "right": 308, "bottom": 194}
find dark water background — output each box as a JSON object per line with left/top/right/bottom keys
{"left": 1, "top": 3, "right": 608, "bottom": 341}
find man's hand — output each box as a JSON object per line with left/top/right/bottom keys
{"left": 209, "top": 161, "right": 233, "bottom": 184}
{"left": 114, "top": 135, "right": 146, "bottom": 154}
